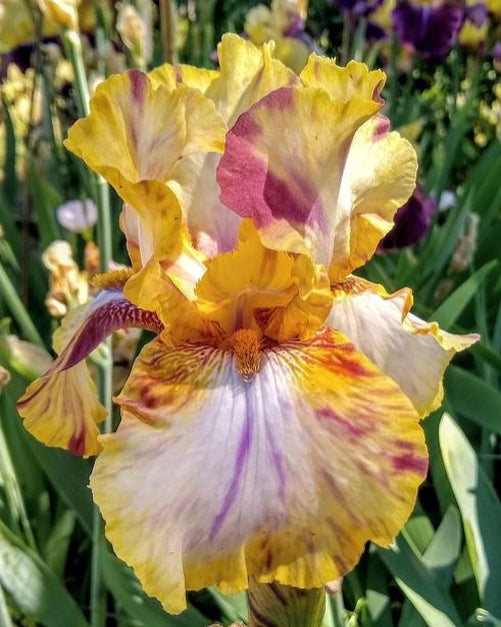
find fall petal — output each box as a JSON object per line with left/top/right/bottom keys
{"left": 91, "top": 329, "right": 426, "bottom": 613}
{"left": 328, "top": 280, "right": 479, "bottom": 416}
{"left": 16, "top": 291, "right": 163, "bottom": 455}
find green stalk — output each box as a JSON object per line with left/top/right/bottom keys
{"left": 64, "top": 26, "right": 113, "bottom": 627}
{"left": 160, "top": 0, "right": 176, "bottom": 64}
{"left": 340, "top": 11, "right": 354, "bottom": 66}
{"left": 0, "top": 262, "right": 44, "bottom": 347}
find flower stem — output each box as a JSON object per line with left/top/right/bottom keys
{"left": 160, "top": 0, "right": 176, "bottom": 64}
{"left": 248, "top": 579, "right": 325, "bottom": 627}
{"left": 63, "top": 26, "right": 113, "bottom": 627}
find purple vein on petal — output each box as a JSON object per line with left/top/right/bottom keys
{"left": 210, "top": 379, "right": 254, "bottom": 539}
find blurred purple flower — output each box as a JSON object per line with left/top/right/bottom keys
{"left": 392, "top": 1, "right": 464, "bottom": 60}
{"left": 329, "top": 0, "right": 383, "bottom": 15}
{"left": 466, "top": 2, "right": 488, "bottom": 26}
{"left": 378, "top": 185, "right": 437, "bottom": 251}
{"left": 492, "top": 41, "right": 501, "bottom": 60}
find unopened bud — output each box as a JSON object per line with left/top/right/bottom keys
{"left": 450, "top": 213, "right": 479, "bottom": 272}
{"left": 38, "top": 0, "right": 79, "bottom": 31}
{"left": 0, "top": 365, "right": 11, "bottom": 392}
{"left": 116, "top": 4, "right": 145, "bottom": 55}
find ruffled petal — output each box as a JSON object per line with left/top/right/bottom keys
{"left": 64, "top": 70, "right": 225, "bottom": 248}
{"left": 328, "top": 279, "right": 479, "bottom": 417}
{"left": 205, "top": 33, "right": 299, "bottom": 126}
{"left": 330, "top": 115, "right": 418, "bottom": 280}
{"left": 300, "top": 55, "right": 386, "bottom": 103}
{"left": 65, "top": 70, "right": 225, "bottom": 183}
{"left": 149, "top": 64, "right": 219, "bottom": 92}
{"left": 91, "top": 329, "right": 426, "bottom": 614}
{"left": 217, "top": 86, "right": 380, "bottom": 266}
{"left": 17, "top": 290, "right": 163, "bottom": 456}
{"left": 193, "top": 221, "right": 332, "bottom": 339}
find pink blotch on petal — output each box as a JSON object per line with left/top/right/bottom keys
{"left": 68, "top": 430, "right": 86, "bottom": 456}
{"left": 217, "top": 87, "right": 321, "bottom": 229}
{"left": 372, "top": 115, "right": 391, "bottom": 141}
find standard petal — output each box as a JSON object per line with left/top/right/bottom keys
{"left": 167, "top": 153, "right": 241, "bottom": 256}
{"left": 205, "top": 33, "right": 299, "bottom": 126}
{"left": 17, "top": 290, "right": 163, "bottom": 455}
{"left": 149, "top": 64, "right": 219, "bottom": 92}
{"left": 300, "top": 55, "right": 386, "bottom": 103}
{"left": 65, "top": 70, "right": 225, "bottom": 183}
{"left": 91, "top": 329, "right": 426, "bottom": 614}
{"left": 330, "top": 115, "right": 418, "bottom": 280}
{"left": 328, "top": 279, "right": 479, "bottom": 417}
{"left": 217, "top": 86, "right": 380, "bottom": 266}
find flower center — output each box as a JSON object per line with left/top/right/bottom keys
{"left": 228, "top": 329, "right": 262, "bottom": 380}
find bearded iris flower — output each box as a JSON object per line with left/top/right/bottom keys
{"left": 17, "top": 35, "right": 477, "bottom": 614}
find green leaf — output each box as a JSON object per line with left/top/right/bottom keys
{"left": 207, "top": 587, "right": 248, "bottom": 623}
{"left": 101, "top": 546, "right": 208, "bottom": 627}
{"left": 431, "top": 261, "right": 497, "bottom": 328}
{"left": 439, "top": 413, "right": 501, "bottom": 619}
{"left": 377, "top": 532, "right": 463, "bottom": 627}
{"left": 444, "top": 366, "right": 501, "bottom": 434}
{"left": 0, "top": 96, "right": 17, "bottom": 208}
{"left": 27, "top": 156, "right": 61, "bottom": 249}
{"left": 421, "top": 506, "right": 462, "bottom": 584}
{"left": 0, "top": 520, "right": 88, "bottom": 627}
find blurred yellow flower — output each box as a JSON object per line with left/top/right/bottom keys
{"left": 42, "top": 240, "right": 89, "bottom": 316}
{"left": 244, "top": 0, "right": 311, "bottom": 72}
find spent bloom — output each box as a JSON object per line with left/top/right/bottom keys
{"left": 17, "top": 35, "right": 478, "bottom": 613}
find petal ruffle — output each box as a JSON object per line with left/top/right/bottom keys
{"left": 148, "top": 64, "right": 219, "bottom": 93}
{"left": 331, "top": 115, "right": 418, "bottom": 281}
{"left": 91, "top": 329, "right": 426, "bottom": 613}
{"left": 217, "top": 86, "right": 380, "bottom": 266}
{"left": 205, "top": 33, "right": 299, "bottom": 126}
{"left": 65, "top": 70, "right": 225, "bottom": 184}
{"left": 194, "top": 221, "right": 332, "bottom": 339}
{"left": 300, "top": 55, "right": 386, "bottom": 103}
{"left": 64, "top": 71, "right": 225, "bottom": 251}
{"left": 17, "top": 290, "right": 163, "bottom": 455}
{"left": 328, "top": 279, "right": 479, "bottom": 417}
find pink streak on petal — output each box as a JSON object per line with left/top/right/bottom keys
{"left": 392, "top": 453, "right": 428, "bottom": 475}
{"left": 128, "top": 69, "right": 147, "bottom": 103}
{"left": 316, "top": 407, "right": 366, "bottom": 438}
